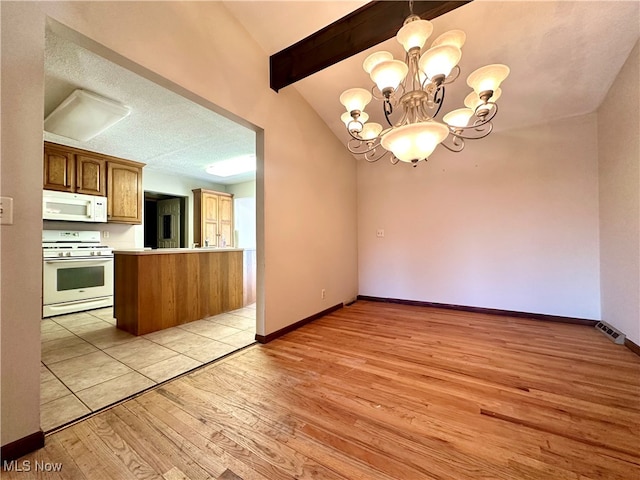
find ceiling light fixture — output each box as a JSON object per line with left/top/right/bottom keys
{"left": 339, "top": 1, "right": 509, "bottom": 166}
{"left": 206, "top": 154, "right": 256, "bottom": 177}
{"left": 44, "top": 89, "right": 131, "bottom": 142}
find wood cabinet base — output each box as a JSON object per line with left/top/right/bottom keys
{"left": 114, "top": 250, "right": 243, "bottom": 335}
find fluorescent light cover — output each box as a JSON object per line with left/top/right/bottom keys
{"left": 206, "top": 155, "right": 256, "bottom": 177}
{"left": 44, "top": 89, "right": 131, "bottom": 142}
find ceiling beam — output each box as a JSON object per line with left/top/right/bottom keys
{"left": 269, "top": 0, "right": 472, "bottom": 92}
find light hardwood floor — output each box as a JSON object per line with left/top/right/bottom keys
{"left": 5, "top": 300, "right": 640, "bottom": 479}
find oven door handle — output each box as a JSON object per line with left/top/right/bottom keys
{"left": 44, "top": 257, "right": 114, "bottom": 263}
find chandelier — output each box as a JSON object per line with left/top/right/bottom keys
{"left": 339, "top": 2, "right": 509, "bottom": 166}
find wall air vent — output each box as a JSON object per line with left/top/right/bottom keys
{"left": 595, "top": 321, "right": 626, "bottom": 345}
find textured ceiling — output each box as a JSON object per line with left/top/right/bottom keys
{"left": 44, "top": 31, "right": 256, "bottom": 185}
{"left": 45, "top": 1, "right": 639, "bottom": 181}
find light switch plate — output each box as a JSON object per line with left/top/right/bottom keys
{"left": 0, "top": 197, "right": 14, "bottom": 225}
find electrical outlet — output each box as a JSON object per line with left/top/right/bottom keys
{"left": 376, "top": 229, "right": 384, "bottom": 238}
{"left": 0, "top": 197, "right": 14, "bottom": 225}
{"left": 103, "top": 231, "right": 110, "bottom": 238}
{"left": 321, "top": 289, "right": 326, "bottom": 299}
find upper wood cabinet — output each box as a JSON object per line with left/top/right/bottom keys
{"left": 43, "top": 144, "right": 76, "bottom": 193}
{"left": 44, "top": 142, "right": 105, "bottom": 196}
{"left": 193, "top": 188, "right": 234, "bottom": 247}
{"left": 218, "top": 194, "right": 234, "bottom": 247}
{"left": 44, "top": 142, "right": 144, "bottom": 224}
{"left": 107, "top": 161, "right": 143, "bottom": 224}
{"left": 76, "top": 154, "right": 106, "bottom": 196}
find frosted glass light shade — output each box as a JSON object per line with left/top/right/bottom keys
{"left": 431, "top": 30, "right": 466, "bottom": 49}
{"left": 467, "top": 64, "right": 510, "bottom": 94}
{"left": 341, "top": 111, "right": 369, "bottom": 127}
{"left": 206, "top": 154, "right": 256, "bottom": 177}
{"left": 418, "top": 45, "right": 462, "bottom": 79}
{"left": 443, "top": 108, "right": 474, "bottom": 128}
{"left": 396, "top": 19, "right": 433, "bottom": 52}
{"left": 340, "top": 88, "right": 372, "bottom": 112}
{"left": 360, "top": 122, "right": 383, "bottom": 140}
{"left": 44, "top": 89, "right": 131, "bottom": 142}
{"left": 381, "top": 121, "right": 450, "bottom": 162}
{"left": 464, "top": 89, "right": 502, "bottom": 110}
{"left": 370, "top": 60, "right": 409, "bottom": 92}
{"left": 363, "top": 51, "right": 394, "bottom": 74}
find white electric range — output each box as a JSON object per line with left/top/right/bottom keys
{"left": 42, "top": 230, "right": 114, "bottom": 317}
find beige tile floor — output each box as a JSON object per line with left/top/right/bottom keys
{"left": 40, "top": 304, "right": 256, "bottom": 432}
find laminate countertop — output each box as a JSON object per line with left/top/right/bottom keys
{"left": 114, "top": 247, "right": 244, "bottom": 255}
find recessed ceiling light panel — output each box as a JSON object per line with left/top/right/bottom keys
{"left": 206, "top": 154, "right": 256, "bottom": 177}
{"left": 44, "top": 89, "right": 131, "bottom": 142}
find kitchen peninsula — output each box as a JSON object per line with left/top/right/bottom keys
{"left": 114, "top": 248, "right": 243, "bottom": 335}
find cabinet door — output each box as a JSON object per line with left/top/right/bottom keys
{"left": 107, "top": 162, "right": 142, "bottom": 224}
{"left": 218, "top": 195, "right": 233, "bottom": 247}
{"left": 203, "top": 193, "right": 219, "bottom": 223}
{"left": 43, "top": 146, "right": 75, "bottom": 192}
{"left": 202, "top": 193, "right": 219, "bottom": 246}
{"left": 192, "top": 189, "right": 234, "bottom": 247}
{"left": 203, "top": 221, "right": 218, "bottom": 247}
{"left": 76, "top": 154, "right": 106, "bottom": 196}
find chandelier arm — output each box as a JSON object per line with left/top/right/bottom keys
{"left": 474, "top": 101, "right": 499, "bottom": 124}
{"left": 394, "top": 105, "right": 410, "bottom": 128}
{"left": 347, "top": 137, "right": 380, "bottom": 155}
{"left": 383, "top": 99, "right": 394, "bottom": 127}
{"left": 420, "top": 98, "right": 437, "bottom": 118}
{"left": 440, "top": 134, "right": 466, "bottom": 152}
{"left": 370, "top": 85, "right": 385, "bottom": 102}
{"left": 448, "top": 102, "right": 499, "bottom": 140}
{"left": 344, "top": 116, "right": 368, "bottom": 141}
{"left": 364, "top": 148, "right": 391, "bottom": 163}
{"left": 442, "top": 65, "right": 461, "bottom": 85}
{"left": 390, "top": 155, "right": 400, "bottom": 165}
{"left": 450, "top": 121, "right": 495, "bottom": 141}
{"left": 432, "top": 85, "right": 446, "bottom": 118}
{"left": 416, "top": 101, "right": 435, "bottom": 122}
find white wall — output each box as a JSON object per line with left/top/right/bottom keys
{"left": 227, "top": 180, "right": 255, "bottom": 199}
{"left": 598, "top": 41, "right": 640, "bottom": 344}
{"left": 1, "top": 1, "right": 358, "bottom": 447}
{"left": 228, "top": 180, "right": 256, "bottom": 248}
{"left": 358, "top": 113, "right": 601, "bottom": 319}
{"left": 0, "top": 1, "right": 46, "bottom": 449}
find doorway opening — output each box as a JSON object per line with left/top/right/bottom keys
{"left": 144, "top": 192, "right": 187, "bottom": 249}
{"left": 40, "top": 20, "right": 264, "bottom": 434}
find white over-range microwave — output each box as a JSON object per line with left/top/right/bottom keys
{"left": 43, "top": 190, "right": 108, "bottom": 223}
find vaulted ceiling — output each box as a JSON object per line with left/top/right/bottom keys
{"left": 44, "top": 1, "right": 639, "bottom": 183}
{"left": 226, "top": 0, "right": 639, "bottom": 146}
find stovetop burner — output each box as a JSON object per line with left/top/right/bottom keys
{"left": 42, "top": 230, "right": 113, "bottom": 258}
